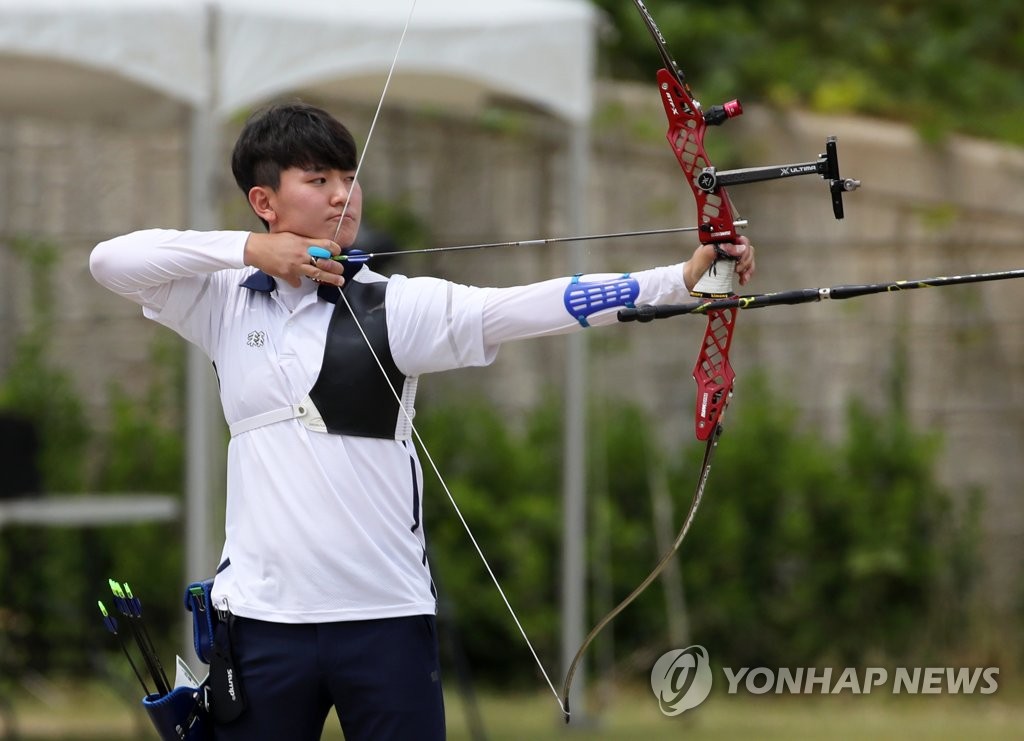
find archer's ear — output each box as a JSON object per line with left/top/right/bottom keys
{"left": 248, "top": 186, "right": 276, "bottom": 225}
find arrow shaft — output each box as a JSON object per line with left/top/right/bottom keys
{"left": 338, "top": 221, "right": 749, "bottom": 263}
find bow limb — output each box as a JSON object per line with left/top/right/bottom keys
{"left": 328, "top": 0, "right": 566, "bottom": 716}
{"left": 563, "top": 1, "right": 860, "bottom": 721}
{"left": 560, "top": 1, "right": 741, "bottom": 722}
{"left": 633, "top": 0, "right": 742, "bottom": 439}
{"left": 560, "top": 422, "right": 724, "bottom": 721}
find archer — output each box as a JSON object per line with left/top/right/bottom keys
{"left": 89, "top": 101, "right": 754, "bottom": 740}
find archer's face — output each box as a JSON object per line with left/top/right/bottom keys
{"left": 258, "top": 166, "right": 362, "bottom": 247}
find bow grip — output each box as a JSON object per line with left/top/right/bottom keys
{"left": 691, "top": 249, "right": 737, "bottom": 297}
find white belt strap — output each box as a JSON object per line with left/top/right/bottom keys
{"left": 229, "top": 397, "right": 326, "bottom": 437}
{"left": 229, "top": 379, "right": 418, "bottom": 440}
{"left": 393, "top": 376, "right": 418, "bottom": 441}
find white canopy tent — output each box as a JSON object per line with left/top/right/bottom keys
{"left": 0, "top": 0, "right": 594, "bottom": 122}
{"left": 0, "top": 0, "right": 596, "bottom": 708}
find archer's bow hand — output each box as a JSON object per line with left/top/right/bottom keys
{"left": 244, "top": 232, "right": 344, "bottom": 288}
{"left": 684, "top": 236, "right": 755, "bottom": 291}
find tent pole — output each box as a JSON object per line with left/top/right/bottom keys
{"left": 182, "top": 4, "right": 224, "bottom": 663}
{"left": 560, "top": 122, "right": 590, "bottom": 720}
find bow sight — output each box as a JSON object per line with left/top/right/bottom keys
{"left": 694, "top": 136, "right": 862, "bottom": 220}
{"left": 635, "top": 0, "right": 860, "bottom": 234}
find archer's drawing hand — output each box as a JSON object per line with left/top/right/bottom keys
{"left": 683, "top": 236, "right": 756, "bottom": 290}
{"left": 243, "top": 232, "right": 345, "bottom": 288}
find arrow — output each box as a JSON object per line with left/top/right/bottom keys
{"left": 98, "top": 600, "right": 150, "bottom": 696}
{"left": 307, "top": 221, "right": 749, "bottom": 264}
{"left": 108, "top": 579, "right": 170, "bottom": 696}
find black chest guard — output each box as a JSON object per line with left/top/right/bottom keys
{"left": 308, "top": 280, "right": 410, "bottom": 439}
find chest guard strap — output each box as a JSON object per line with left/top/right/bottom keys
{"left": 228, "top": 280, "right": 416, "bottom": 440}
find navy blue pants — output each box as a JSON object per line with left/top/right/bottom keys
{"left": 212, "top": 614, "right": 445, "bottom": 741}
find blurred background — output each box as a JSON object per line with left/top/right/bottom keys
{"left": 1, "top": 0, "right": 1022, "bottom": 738}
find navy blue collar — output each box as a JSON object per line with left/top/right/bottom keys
{"left": 239, "top": 270, "right": 276, "bottom": 292}
{"left": 239, "top": 271, "right": 342, "bottom": 304}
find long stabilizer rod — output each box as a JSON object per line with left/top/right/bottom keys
{"left": 618, "top": 268, "right": 1024, "bottom": 322}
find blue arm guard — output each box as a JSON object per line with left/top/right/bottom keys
{"left": 563, "top": 273, "right": 640, "bottom": 327}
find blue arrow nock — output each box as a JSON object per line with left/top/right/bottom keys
{"left": 307, "top": 245, "right": 369, "bottom": 264}
{"left": 98, "top": 600, "right": 118, "bottom": 633}
{"left": 123, "top": 582, "right": 144, "bottom": 617}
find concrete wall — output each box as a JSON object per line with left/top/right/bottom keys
{"left": 1, "top": 82, "right": 1022, "bottom": 613}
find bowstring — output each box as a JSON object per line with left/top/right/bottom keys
{"left": 337, "top": 290, "right": 565, "bottom": 711}
{"left": 331, "top": 0, "right": 566, "bottom": 714}
{"left": 332, "top": 1, "right": 412, "bottom": 244}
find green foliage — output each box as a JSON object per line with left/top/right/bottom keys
{"left": 88, "top": 335, "right": 187, "bottom": 666}
{"left": 593, "top": 0, "right": 1024, "bottom": 145}
{"left": 362, "top": 197, "right": 432, "bottom": 252}
{"left": 418, "top": 398, "right": 563, "bottom": 688}
{"left": 676, "top": 373, "right": 978, "bottom": 669}
{"left": 419, "top": 372, "right": 979, "bottom": 685}
{"left": 0, "top": 237, "right": 185, "bottom": 676}
{"left": 93, "top": 337, "right": 185, "bottom": 494}
{"left": 0, "top": 237, "right": 93, "bottom": 674}
{"left": 0, "top": 237, "right": 91, "bottom": 491}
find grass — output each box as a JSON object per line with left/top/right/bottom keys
{"left": 4, "top": 678, "right": 1023, "bottom": 740}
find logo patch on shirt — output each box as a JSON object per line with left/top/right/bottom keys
{"left": 246, "top": 330, "right": 267, "bottom": 348}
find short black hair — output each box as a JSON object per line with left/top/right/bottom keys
{"left": 231, "top": 101, "right": 359, "bottom": 197}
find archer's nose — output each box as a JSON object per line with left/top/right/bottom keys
{"left": 331, "top": 182, "right": 350, "bottom": 205}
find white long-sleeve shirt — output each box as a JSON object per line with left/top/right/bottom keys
{"left": 90, "top": 229, "right": 695, "bottom": 623}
